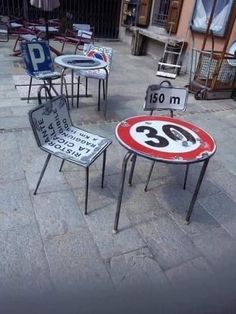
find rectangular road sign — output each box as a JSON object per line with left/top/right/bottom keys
{"left": 144, "top": 84, "right": 188, "bottom": 111}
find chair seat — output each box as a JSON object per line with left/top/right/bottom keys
{"left": 20, "top": 34, "right": 39, "bottom": 41}
{"left": 42, "top": 126, "right": 111, "bottom": 166}
{"left": 10, "top": 22, "right": 23, "bottom": 28}
{"left": 33, "top": 71, "right": 61, "bottom": 79}
{"left": 75, "top": 68, "right": 107, "bottom": 80}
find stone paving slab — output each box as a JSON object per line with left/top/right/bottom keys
{"left": 191, "top": 227, "right": 236, "bottom": 269}
{"left": 0, "top": 179, "right": 35, "bottom": 231}
{"left": 0, "top": 147, "right": 25, "bottom": 182}
{"left": 137, "top": 214, "right": 201, "bottom": 270}
{"left": 199, "top": 192, "right": 236, "bottom": 239}
{"left": 108, "top": 247, "right": 169, "bottom": 291}
{"left": 32, "top": 189, "right": 86, "bottom": 240}
{"left": 0, "top": 224, "right": 53, "bottom": 297}
{"left": 165, "top": 256, "right": 213, "bottom": 287}
{"left": 81, "top": 204, "right": 146, "bottom": 259}
{"left": 44, "top": 227, "right": 114, "bottom": 296}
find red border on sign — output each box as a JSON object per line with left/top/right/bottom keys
{"left": 116, "top": 115, "right": 216, "bottom": 162}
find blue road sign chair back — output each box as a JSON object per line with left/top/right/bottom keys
{"left": 21, "top": 41, "right": 68, "bottom": 103}
{"left": 29, "top": 89, "right": 112, "bottom": 214}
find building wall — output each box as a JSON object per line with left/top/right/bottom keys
{"left": 119, "top": 0, "right": 236, "bottom": 72}
{"left": 176, "top": 0, "right": 236, "bottom": 52}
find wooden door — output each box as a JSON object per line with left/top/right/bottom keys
{"left": 166, "top": 0, "right": 183, "bottom": 34}
{"left": 138, "top": 0, "right": 152, "bottom": 26}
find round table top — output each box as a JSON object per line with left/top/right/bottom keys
{"left": 54, "top": 55, "right": 107, "bottom": 70}
{"left": 116, "top": 115, "right": 216, "bottom": 163}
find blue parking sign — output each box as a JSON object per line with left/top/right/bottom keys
{"left": 21, "top": 41, "right": 54, "bottom": 75}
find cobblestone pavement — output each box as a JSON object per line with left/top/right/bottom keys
{"left": 1, "top": 39, "right": 236, "bottom": 313}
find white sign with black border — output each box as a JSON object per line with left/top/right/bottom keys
{"left": 144, "top": 84, "right": 188, "bottom": 112}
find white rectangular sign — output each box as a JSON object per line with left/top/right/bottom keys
{"left": 144, "top": 84, "right": 188, "bottom": 111}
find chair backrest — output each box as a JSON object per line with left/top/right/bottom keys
{"left": 28, "top": 95, "right": 72, "bottom": 149}
{"left": 72, "top": 23, "right": 93, "bottom": 39}
{"left": 21, "top": 41, "right": 54, "bottom": 76}
{"left": 73, "top": 23, "right": 91, "bottom": 31}
{"left": 83, "top": 44, "right": 113, "bottom": 71}
{"left": 0, "top": 23, "right": 9, "bottom": 42}
{"left": 144, "top": 80, "right": 188, "bottom": 117}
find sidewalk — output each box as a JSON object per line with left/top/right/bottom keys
{"left": 1, "top": 39, "right": 236, "bottom": 313}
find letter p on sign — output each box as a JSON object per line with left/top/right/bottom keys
{"left": 28, "top": 43, "right": 46, "bottom": 71}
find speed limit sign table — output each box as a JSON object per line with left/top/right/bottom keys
{"left": 113, "top": 115, "right": 216, "bottom": 233}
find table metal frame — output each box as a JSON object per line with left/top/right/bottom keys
{"left": 54, "top": 55, "right": 108, "bottom": 112}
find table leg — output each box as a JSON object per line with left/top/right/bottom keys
{"left": 71, "top": 69, "right": 74, "bottom": 107}
{"left": 185, "top": 158, "right": 209, "bottom": 223}
{"left": 128, "top": 154, "right": 137, "bottom": 186}
{"left": 113, "top": 152, "right": 132, "bottom": 234}
{"left": 144, "top": 160, "right": 155, "bottom": 192}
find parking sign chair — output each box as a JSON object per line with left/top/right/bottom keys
{"left": 28, "top": 89, "right": 112, "bottom": 214}
{"left": 21, "top": 41, "right": 68, "bottom": 103}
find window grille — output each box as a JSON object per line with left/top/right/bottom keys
{"left": 152, "top": 0, "right": 171, "bottom": 27}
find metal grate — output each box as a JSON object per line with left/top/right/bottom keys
{"left": 152, "top": 0, "right": 170, "bottom": 27}
{"left": 0, "top": 0, "right": 121, "bottom": 39}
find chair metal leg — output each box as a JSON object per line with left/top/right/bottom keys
{"left": 48, "top": 79, "right": 59, "bottom": 96}
{"left": 60, "top": 70, "right": 65, "bottom": 95}
{"left": 62, "top": 76, "right": 69, "bottom": 108}
{"left": 104, "top": 69, "right": 109, "bottom": 119}
{"left": 185, "top": 159, "right": 209, "bottom": 223}
{"left": 59, "top": 159, "right": 65, "bottom": 172}
{"left": 34, "top": 154, "right": 51, "bottom": 195}
{"left": 102, "top": 80, "right": 106, "bottom": 100}
{"left": 98, "top": 80, "right": 101, "bottom": 111}
{"left": 13, "top": 36, "right": 20, "bottom": 52}
{"left": 76, "top": 76, "right": 80, "bottom": 108}
{"left": 183, "top": 164, "right": 189, "bottom": 190}
{"left": 113, "top": 152, "right": 132, "bottom": 233}
{"left": 61, "top": 40, "right": 65, "bottom": 53}
{"left": 71, "top": 69, "right": 74, "bottom": 107}
{"left": 144, "top": 161, "right": 155, "bottom": 192}
{"left": 128, "top": 154, "right": 137, "bottom": 186}
{"left": 27, "top": 76, "right": 33, "bottom": 103}
{"left": 85, "top": 167, "right": 89, "bottom": 215}
{"left": 85, "top": 77, "right": 88, "bottom": 96}
{"left": 101, "top": 150, "right": 107, "bottom": 188}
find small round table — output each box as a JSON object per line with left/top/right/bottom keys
{"left": 114, "top": 115, "right": 216, "bottom": 233}
{"left": 54, "top": 55, "right": 107, "bottom": 108}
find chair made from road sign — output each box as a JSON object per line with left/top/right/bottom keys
{"left": 128, "top": 80, "right": 189, "bottom": 191}
{"left": 54, "top": 23, "right": 94, "bottom": 53}
{"left": 29, "top": 87, "right": 112, "bottom": 214}
{"left": 12, "top": 26, "right": 41, "bottom": 54}
{"left": 21, "top": 41, "right": 68, "bottom": 103}
{"left": 0, "top": 22, "right": 9, "bottom": 42}
{"left": 75, "top": 44, "right": 113, "bottom": 114}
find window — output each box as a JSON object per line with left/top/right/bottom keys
{"left": 191, "top": 0, "right": 234, "bottom": 37}
{"left": 152, "top": 0, "right": 171, "bottom": 27}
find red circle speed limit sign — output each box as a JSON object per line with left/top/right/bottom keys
{"left": 116, "top": 116, "right": 216, "bottom": 162}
